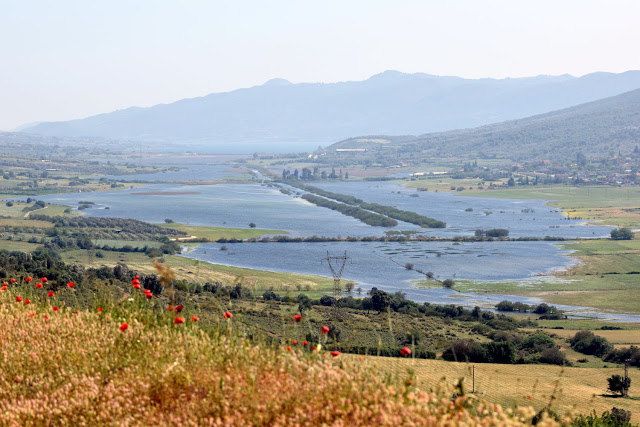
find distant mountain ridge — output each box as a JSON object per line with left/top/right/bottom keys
{"left": 329, "top": 88, "right": 640, "bottom": 162}
{"left": 23, "top": 70, "right": 640, "bottom": 148}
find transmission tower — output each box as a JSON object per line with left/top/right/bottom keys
{"left": 323, "top": 251, "right": 350, "bottom": 298}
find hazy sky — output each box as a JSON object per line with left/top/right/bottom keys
{"left": 1, "top": 0, "right": 639, "bottom": 130}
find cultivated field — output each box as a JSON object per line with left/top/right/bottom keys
{"left": 361, "top": 355, "right": 640, "bottom": 423}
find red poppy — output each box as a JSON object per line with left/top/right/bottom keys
{"left": 134, "top": 275, "right": 139, "bottom": 279}
{"left": 47, "top": 291, "right": 54, "bottom": 297}
{"left": 321, "top": 326, "right": 330, "bottom": 335}
{"left": 303, "top": 341, "right": 308, "bottom": 346}
{"left": 131, "top": 278, "right": 140, "bottom": 285}
{"left": 43, "top": 315, "right": 49, "bottom": 320}
{"left": 400, "top": 347, "right": 412, "bottom": 357}
{"left": 143, "top": 289, "right": 151, "bottom": 294}
{"left": 292, "top": 340, "right": 298, "bottom": 345}
{"left": 25, "top": 276, "right": 32, "bottom": 282}
{"left": 145, "top": 293, "right": 152, "bottom": 300}
{"left": 10, "top": 278, "right": 16, "bottom": 283}
{"left": 294, "top": 314, "right": 302, "bottom": 322}
{"left": 223, "top": 311, "right": 233, "bottom": 319}
{"left": 120, "top": 323, "right": 128, "bottom": 332}
{"left": 28, "top": 313, "right": 35, "bottom": 317}
{"left": 330, "top": 351, "right": 341, "bottom": 358}
{"left": 2, "top": 281, "right": 7, "bottom": 286}
{"left": 1, "top": 286, "right": 6, "bottom": 291}
{"left": 190, "top": 316, "right": 200, "bottom": 322}
{"left": 52, "top": 306, "right": 59, "bottom": 312}
{"left": 133, "top": 284, "right": 141, "bottom": 290}
{"left": 16, "top": 296, "right": 23, "bottom": 302}
{"left": 167, "top": 305, "right": 174, "bottom": 312}
{"left": 67, "top": 282, "right": 74, "bottom": 288}
{"left": 311, "top": 345, "right": 317, "bottom": 351}
{"left": 97, "top": 307, "right": 103, "bottom": 312}
{"left": 36, "top": 283, "right": 43, "bottom": 288}
{"left": 174, "top": 316, "right": 185, "bottom": 325}
{"left": 175, "top": 305, "right": 183, "bottom": 312}
{"left": 41, "top": 277, "right": 47, "bottom": 283}
{"left": 25, "top": 299, "right": 30, "bottom": 304}
{"left": 286, "top": 346, "right": 292, "bottom": 351}
{"left": 72, "top": 311, "right": 78, "bottom": 315}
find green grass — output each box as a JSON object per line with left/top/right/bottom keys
{"left": 60, "top": 249, "right": 335, "bottom": 296}
{"left": 0, "top": 240, "right": 42, "bottom": 252}
{"left": 430, "top": 275, "right": 640, "bottom": 314}
{"left": 160, "top": 223, "right": 288, "bottom": 241}
{"left": 536, "top": 318, "right": 640, "bottom": 330}
{"left": 93, "top": 239, "right": 163, "bottom": 249}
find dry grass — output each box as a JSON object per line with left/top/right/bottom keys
{"left": 362, "top": 356, "right": 640, "bottom": 424}
{"left": 532, "top": 329, "right": 640, "bottom": 346}
{"left": 0, "top": 286, "right": 568, "bottom": 426}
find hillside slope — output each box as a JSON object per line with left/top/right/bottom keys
{"left": 330, "top": 88, "right": 640, "bottom": 162}
{"left": 23, "top": 70, "right": 640, "bottom": 148}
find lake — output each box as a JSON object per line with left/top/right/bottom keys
{"left": 36, "top": 178, "right": 632, "bottom": 320}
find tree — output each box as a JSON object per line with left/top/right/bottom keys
{"left": 344, "top": 282, "right": 354, "bottom": 293}
{"left": 607, "top": 374, "right": 631, "bottom": 396}
{"left": 442, "top": 279, "right": 455, "bottom": 288}
{"left": 249, "top": 222, "right": 256, "bottom": 228}
{"left": 611, "top": 228, "right": 633, "bottom": 240}
{"left": 507, "top": 177, "right": 515, "bottom": 187}
{"left": 319, "top": 295, "right": 335, "bottom": 306}
{"left": 371, "top": 290, "right": 391, "bottom": 313}
{"left": 297, "top": 294, "right": 312, "bottom": 314}
{"left": 164, "top": 218, "right": 174, "bottom": 223}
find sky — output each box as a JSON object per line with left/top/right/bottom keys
{"left": 1, "top": 0, "right": 639, "bottom": 130}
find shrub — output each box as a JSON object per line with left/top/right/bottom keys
{"left": 611, "top": 227, "right": 634, "bottom": 240}
{"left": 570, "top": 331, "right": 613, "bottom": 357}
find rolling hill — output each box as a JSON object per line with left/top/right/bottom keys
{"left": 328, "top": 88, "right": 640, "bottom": 162}
{"left": 22, "top": 70, "right": 640, "bottom": 150}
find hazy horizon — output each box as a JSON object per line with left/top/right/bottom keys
{"left": 2, "top": 0, "right": 640, "bottom": 131}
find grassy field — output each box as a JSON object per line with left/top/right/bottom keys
{"left": 2, "top": 290, "right": 559, "bottom": 425}
{"left": 0, "top": 240, "right": 43, "bottom": 252}
{"left": 445, "top": 185, "right": 640, "bottom": 229}
{"left": 404, "top": 183, "right": 640, "bottom": 315}
{"left": 160, "top": 223, "right": 288, "bottom": 240}
{"left": 61, "top": 249, "right": 335, "bottom": 296}
{"left": 361, "top": 355, "right": 640, "bottom": 423}
{"left": 427, "top": 237, "right": 640, "bottom": 314}
{"left": 93, "top": 239, "right": 163, "bottom": 249}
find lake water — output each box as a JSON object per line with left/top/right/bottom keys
{"left": 39, "top": 181, "right": 612, "bottom": 239}
{"left": 35, "top": 179, "right": 635, "bottom": 320}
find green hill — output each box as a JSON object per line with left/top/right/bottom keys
{"left": 329, "top": 88, "right": 640, "bottom": 162}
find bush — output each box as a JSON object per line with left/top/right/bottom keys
{"left": 484, "top": 228, "right": 509, "bottom": 238}
{"left": 538, "top": 347, "right": 569, "bottom": 366}
{"left": 570, "top": 331, "right": 613, "bottom": 357}
{"left": 611, "top": 228, "right": 634, "bottom": 240}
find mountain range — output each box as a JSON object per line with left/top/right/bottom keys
{"left": 22, "top": 70, "right": 640, "bottom": 149}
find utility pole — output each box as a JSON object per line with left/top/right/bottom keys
{"left": 624, "top": 359, "right": 630, "bottom": 397}
{"left": 472, "top": 365, "right": 475, "bottom": 394}
{"left": 322, "top": 251, "right": 350, "bottom": 316}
